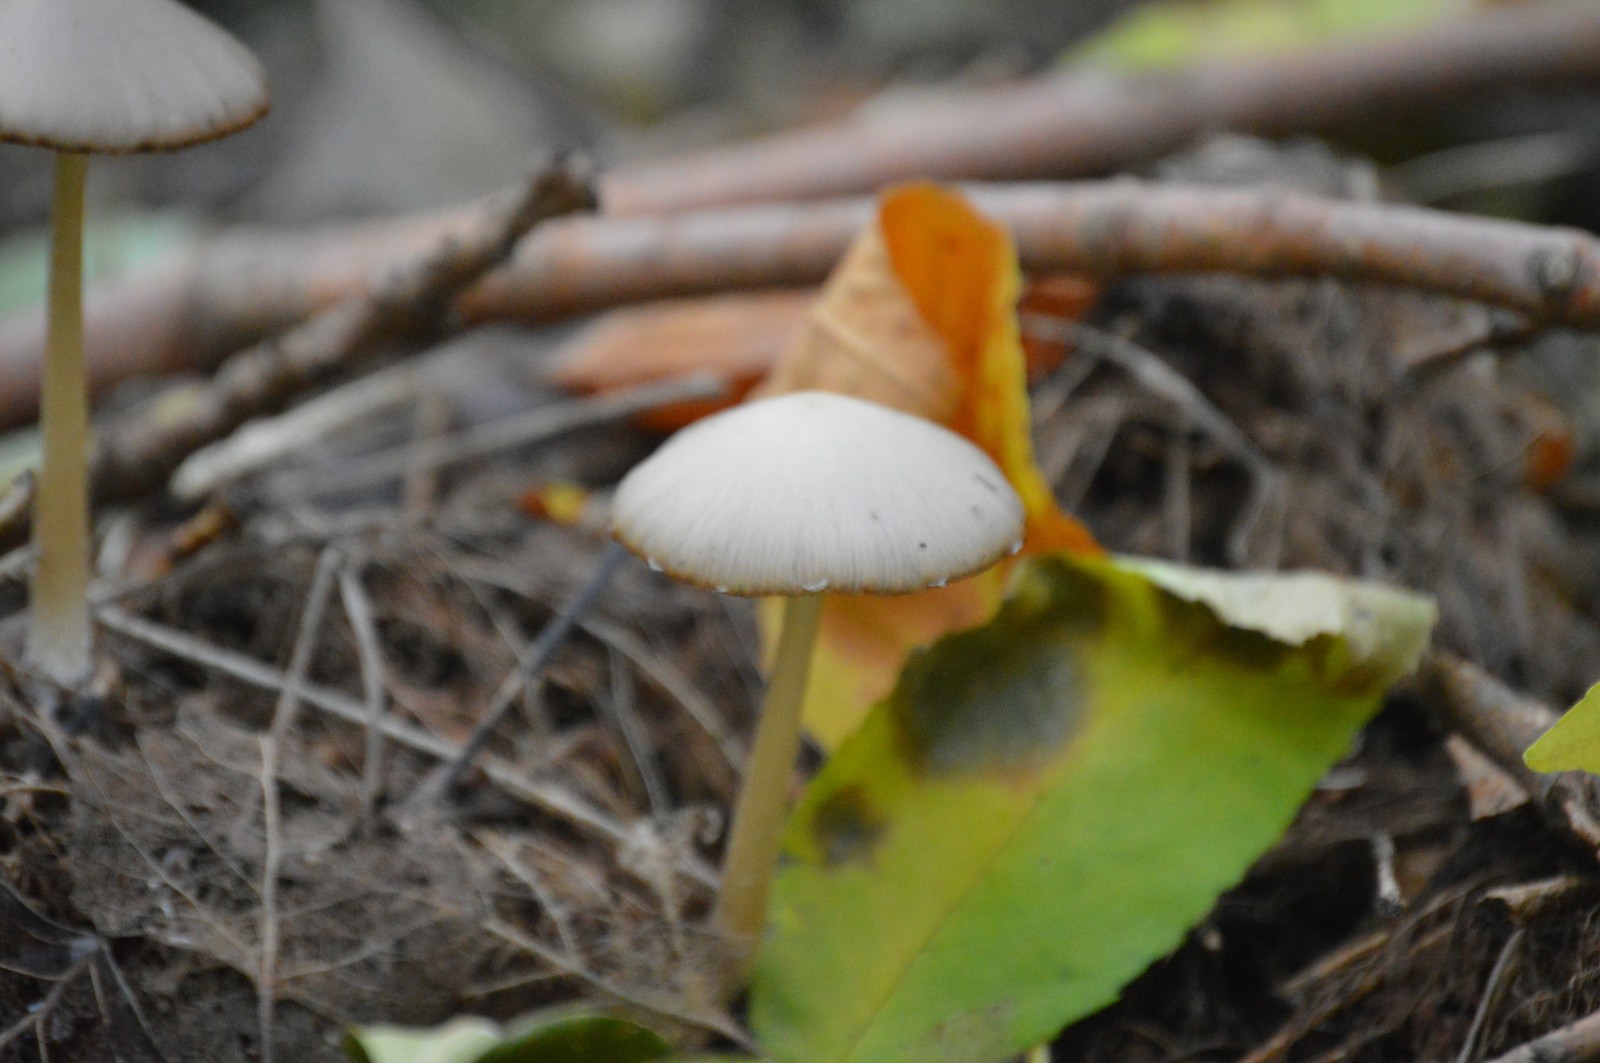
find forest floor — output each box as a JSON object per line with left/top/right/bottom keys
{"left": 4, "top": 4, "right": 1600, "bottom": 1062}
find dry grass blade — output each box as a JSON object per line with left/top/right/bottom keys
{"left": 255, "top": 547, "right": 341, "bottom": 1063}
{"left": 338, "top": 559, "right": 389, "bottom": 823}
{"left": 1484, "top": 1008, "right": 1600, "bottom": 1063}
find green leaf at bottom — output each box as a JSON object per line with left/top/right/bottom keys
{"left": 751, "top": 554, "right": 1434, "bottom": 1063}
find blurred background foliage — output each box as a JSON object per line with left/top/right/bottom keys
{"left": 4, "top": 0, "right": 1576, "bottom": 227}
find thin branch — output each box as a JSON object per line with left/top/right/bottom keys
{"left": 1455, "top": 927, "right": 1525, "bottom": 1063}
{"left": 114, "top": 156, "right": 594, "bottom": 499}
{"left": 0, "top": 956, "right": 93, "bottom": 1054}
{"left": 603, "top": 643, "right": 670, "bottom": 818}
{"left": 7, "top": 176, "right": 1598, "bottom": 450}
{"left": 0, "top": 155, "right": 595, "bottom": 548}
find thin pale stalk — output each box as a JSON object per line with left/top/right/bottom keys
{"left": 713, "top": 592, "right": 823, "bottom": 981}
{"left": 29, "top": 153, "right": 91, "bottom": 686}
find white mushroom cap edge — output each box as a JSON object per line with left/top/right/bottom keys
{"left": 612, "top": 391, "right": 1026, "bottom": 596}
{"left": 0, "top": 0, "right": 269, "bottom": 153}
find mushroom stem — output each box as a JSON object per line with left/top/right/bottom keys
{"left": 28, "top": 151, "right": 91, "bottom": 686}
{"left": 713, "top": 591, "right": 823, "bottom": 977}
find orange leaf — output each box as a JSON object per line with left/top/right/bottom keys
{"left": 546, "top": 290, "right": 812, "bottom": 431}
{"left": 880, "top": 184, "right": 1100, "bottom": 555}
{"left": 760, "top": 182, "right": 1102, "bottom": 747}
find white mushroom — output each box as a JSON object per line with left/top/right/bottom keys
{"left": 0, "top": 0, "right": 269, "bottom": 686}
{"left": 611, "top": 390, "right": 1024, "bottom": 974}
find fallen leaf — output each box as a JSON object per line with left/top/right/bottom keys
{"left": 1525, "top": 682, "right": 1600, "bottom": 773}
{"left": 518, "top": 481, "right": 593, "bottom": 526}
{"left": 751, "top": 554, "right": 1435, "bottom": 1063}
{"left": 1018, "top": 274, "right": 1101, "bottom": 383}
{"left": 547, "top": 291, "right": 812, "bottom": 431}
{"left": 759, "top": 183, "right": 1100, "bottom": 747}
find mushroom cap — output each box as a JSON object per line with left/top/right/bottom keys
{"left": 0, "top": 0, "right": 269, "bottom": 153}
{"left": 612, "top": 391, "right": 1025, "bottom": 596}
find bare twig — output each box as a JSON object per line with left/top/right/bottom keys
{"left": 0, "top": 955, "right": 93, "bottom": 1054}
{"left": 482, "top": 917, "right": 749, "bottom": 1047}
{"left": 578, "top": 616, "right": 743, "bottom": 773}
{"left": 2, "top": 175, "right": 1600, "bottom": 449}
{"left": 111, "top": 156, "right": 595, "bottom": 498}
{"left": 474, "top": 829, "right": 582, "bottom": 959}
{"left": 170, "top": 359, "right": 424, "bottom": 500}
{"left": 0, "top": 155, "right": 596, "bottom": 547}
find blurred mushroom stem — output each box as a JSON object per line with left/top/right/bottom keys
{"left": 713, "top": 591, "right": 823, "bottom": 980}
{"left": 28, "top": 151, "right": 92, "bottom": 686}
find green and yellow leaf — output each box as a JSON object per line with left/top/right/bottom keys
{"left": 752, "top": 554, "right": 1434, "bottom": 1063}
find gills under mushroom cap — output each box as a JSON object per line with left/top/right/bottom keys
{"left": 612, "top": 391, "right": 1025, "bottom": 596}
{"left": 0, "top": 0, "right": 269, "bottom": 153}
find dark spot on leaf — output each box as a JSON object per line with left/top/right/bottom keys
{"left": 918, "top": 542, "right": 927, "bottom": 550}
{"left": 893, "top": 615, "right": 1085, "bottom": 777}
{"left": 888, "top": 559, "right": 1114, "bottom": 777}
{"left": 808, "top": 785, "right": 887, "bottom": 867}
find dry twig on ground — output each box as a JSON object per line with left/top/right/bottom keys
{"left": 0, "top": 155, "right": 596, "bottom": 548}
{"left": 10, "top": 178, "right": 1600, "bottom": 432}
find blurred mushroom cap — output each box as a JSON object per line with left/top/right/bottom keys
{"left": 612, "top": 390, "right": 1025, "bottom": 596}
{"left": 0, "top": 0, "right": 269, "bottom": 153}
